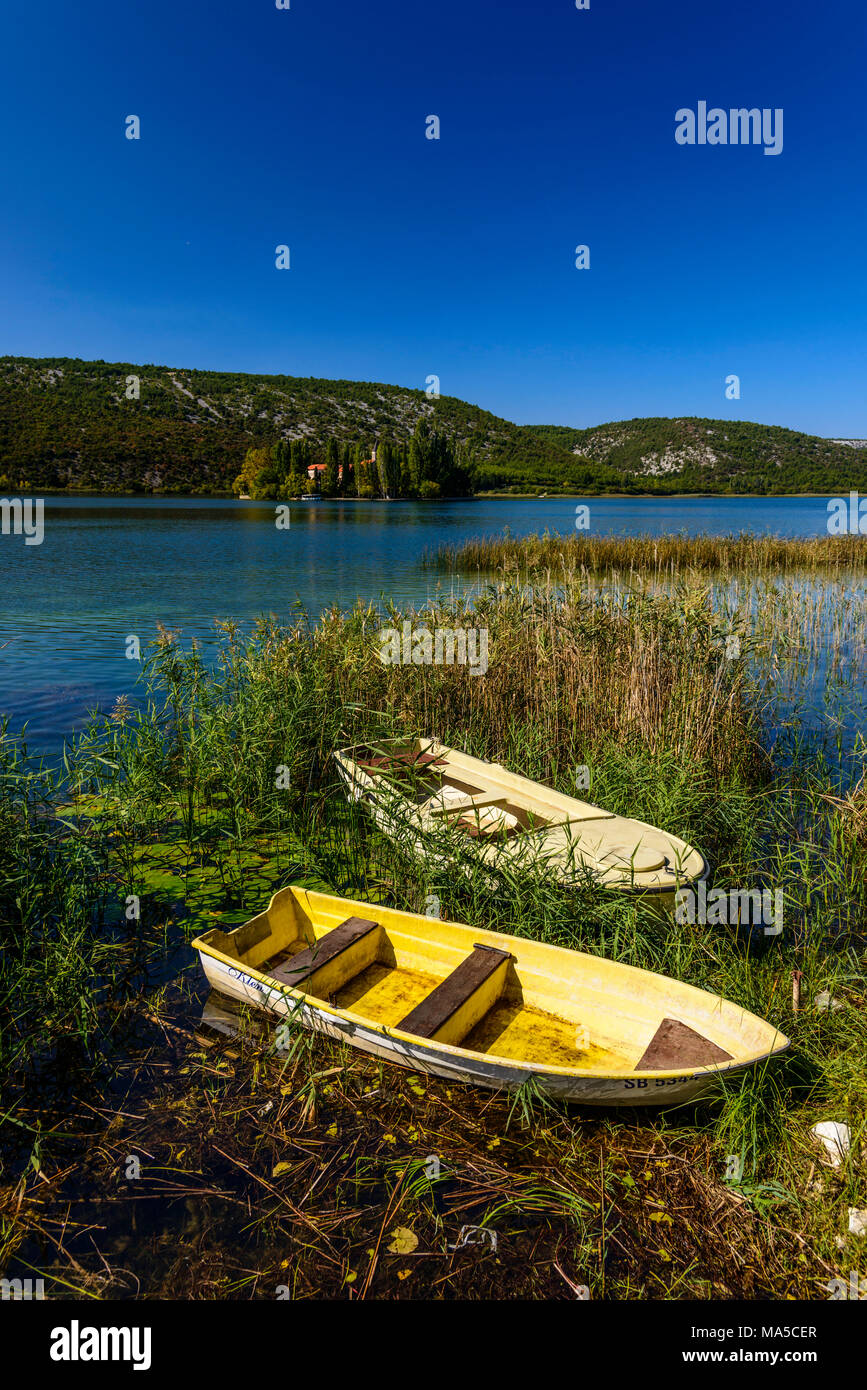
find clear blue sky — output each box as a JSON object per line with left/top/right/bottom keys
{"left": 1, "top": 0, "right": 864, "bottom": 435}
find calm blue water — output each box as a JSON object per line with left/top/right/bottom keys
{"left": 0, "top": 494, "right": 846, "bottom": 753}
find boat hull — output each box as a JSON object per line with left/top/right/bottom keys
{"left": 193, "top": 887, "right": 787, "bottom": 1108}
{"left": 199, "top": 951, "right": 756, "bottom": 1103}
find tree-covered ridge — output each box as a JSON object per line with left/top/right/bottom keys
{"left": 0, "top": 356, "right": 582, "bottom": 496}
{"left": 527, "top": 418, "right": 867, "bottom": 495}
{"left": 0, "top": 357, "right": 864, "bottom": 496}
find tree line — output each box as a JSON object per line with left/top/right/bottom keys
{"left": 232, "top": 420, "right": 474, "bottom": 500}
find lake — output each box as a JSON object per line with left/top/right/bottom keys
{"left": 0, "top": 493, "right": 845, "bottom": 753}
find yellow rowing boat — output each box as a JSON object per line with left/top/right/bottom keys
{"left": 192, "top": 886, "right": 787, "bottom": 1106}
{"left": 334, "top": 738, "right": 709, "bottom": 911}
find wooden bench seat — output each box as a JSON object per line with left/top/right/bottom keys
{"left": 358, "top": 750, "right": 446, "bottom": 772}
{"left": 396, "top": 944, "right": 511, "bottom": 1046}
{"left": 460, "top": 820, "right": 522, "bottom": 841}
{"left": 427, "top": 792, "right": 508, "bottom": 819}
{"left": 270, "top": 916, "right": 380, "bottom": 991}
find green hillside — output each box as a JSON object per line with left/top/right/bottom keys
{"left": 526, "top": 418, "right": 867, "bottom": 495}
{"left": 0, "top": 356, "right": 583, "bottom": 496}
{"left": 0, "top": 357, "right": 864, "bottom": 496}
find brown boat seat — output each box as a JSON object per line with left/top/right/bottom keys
{"left": 396, "top": 943, "right": 511, "bottom": 1047}
{"left": 428, "top": 792, "right": 508, "bottom": 819}
{"left": 270, "top": 916, "right": 381, "bottom": 994}
{"left": 358, "top": 749, "right": 446, "bottom": 772}
{"left": 636, "top": 1018, "right": 733, "bottom": 1070}
{"left": 460, "top": 814, "right": 523, "bottom": 841}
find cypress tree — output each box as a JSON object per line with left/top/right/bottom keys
{"left": 324, "top": 439, "right": 340, "bottom": 496}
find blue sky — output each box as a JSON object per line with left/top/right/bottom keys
{"left": 1, "top": 0, "right": 864, "bottom": 435}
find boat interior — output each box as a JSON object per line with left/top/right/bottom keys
{"left": 350, "top": 742, "right": 581, "bottom": 840}
{"left": 207, "top": 889, "right": 745, "bottom": 1074}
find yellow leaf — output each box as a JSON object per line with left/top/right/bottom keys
{"left": 397, "top": 1268, "right": 413, "bottom": 1280}
{"left": 326, "top": 1124, "right": 338, "bottom": 1138}
{"left": 387, "top": 1227, "right": 419, "bottom": 1255}
{"left": 272, "top": 1161, "right": 292, "bottom": 1177}
{"left": 383, "top": 1133, "right": 397, "bottom": 1144}
{"left": 344, "top": 1271, "right": 357, "bottom": 1284}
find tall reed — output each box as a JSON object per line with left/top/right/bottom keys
{"left": 429, "top": 530, "right": 867, "bottom": 578}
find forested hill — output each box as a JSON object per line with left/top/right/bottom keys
{"left": 526, "top": 418, "right": 867, "bottom": 495}
{"left": 0, "top": 357, "right": 583, "bottom": 495}
{"left": 0, "top": 356, "right": 864, "bottom": 496}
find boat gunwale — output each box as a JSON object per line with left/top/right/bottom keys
{"left": 191, "top": 888, "right": 789, "bottom": 1083}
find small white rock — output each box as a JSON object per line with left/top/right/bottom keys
{"left": 848, "top": 1208, "right": 867, "bottom": 1237}
{"left": 811, "top": 1121, "right": 851, "bottom": 1168}
{"left": 815, "top": 990, "right": 844, "bottom": 1012}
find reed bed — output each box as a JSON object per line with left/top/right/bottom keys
{"left": 429, "top": 530, "right": 867, "bottom": 579}
{"left": 820, "top": 776, "right": 867, "bottom": 846}
{"left": 241, "top": 584, "right": 762, "bottom": 784}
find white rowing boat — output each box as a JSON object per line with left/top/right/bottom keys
{"left": 334, "top": 739, "right": 709, "bottom": 911}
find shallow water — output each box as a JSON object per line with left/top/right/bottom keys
{"left": 0, "top": 493, "right": 854, "bottom": 754}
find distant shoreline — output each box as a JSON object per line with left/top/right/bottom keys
{"left": 17, "top": 489, "right": 846, "bottom": 502}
